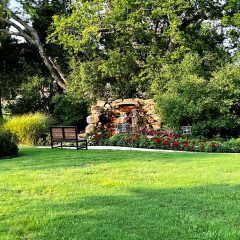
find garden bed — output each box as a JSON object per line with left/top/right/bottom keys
{"left": 87, "top": 129, "right": 240, "bottom": 153}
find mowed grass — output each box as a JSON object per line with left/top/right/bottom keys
{"left": 0, "top": 148, "right": 240, "bottom": 240}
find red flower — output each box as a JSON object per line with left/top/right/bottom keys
{"left": 154, "top": 138, "right": 162, "bottom": 144}
{"left": 172, "top": 141, "right": 180, "bottom": 148}
{"left": 162, "top": 140, "right": 169, "bottom": 146}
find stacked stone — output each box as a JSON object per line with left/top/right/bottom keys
{"left": 141, "top": 99, "right": 161, "bottom": 130}
{"left": 85, "top": 99, "right": 161, "bottom": 135}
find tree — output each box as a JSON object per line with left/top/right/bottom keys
{"left": 155, "top": 54, "right": 209, "bottom": 130}
{"left": 48, "top": 0, "right": 239, "bottom": 100}
{"left": 208, "top": 63, "right": 240, "bottom": 137}
{"left": 155, "top": 54, "right": 240, "bottom": 137}
{"left": 0, "top": 0, "right": 67, "bottom": 90}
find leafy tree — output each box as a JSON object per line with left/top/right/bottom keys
{"left": 155, "top": 54, "right": 208, "bottom": 130}
{"left": 155, "top": 54, "right": 240, "bottom": 137}
{"left": 0, "top": 22, "right": 31, "bottom": 118}
{"left": 49, "top": 0, "right": 239, "bottom": 100}
{"left": 0, "top": 21, "right": 53, "bottom": 117}
{"left": 208, "top": 63, "right": 240, "bottom": 137}
{"left": 0, "top": 0, "right": 79, "bottom": 120}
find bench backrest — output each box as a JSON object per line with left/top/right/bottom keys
{"left": 50, "top": 126, "right": 78, "bottom": 140}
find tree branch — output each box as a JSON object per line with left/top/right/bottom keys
{"left": 0, "top": 16, "right": 35, "bottom": 44}
{"left": 49, "top": 57, "right": 66, "bottom": 82}
{"left": 6, "top": 7, "right": 37, "bottom": 37}
{"left": 0, "top": 29, "right": 20, "bottom": 36}
{"left": 0, "top": 7, "right": 66, "bottom": 90}
{"left": 0, "top": 27, "right": 34, "bottom": 44}
{"left": 3, "top": 7, "right": 41, "bottom": 45}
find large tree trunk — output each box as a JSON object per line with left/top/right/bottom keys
{"left": 0, "top": 8, "right": 66, "bottom": 91}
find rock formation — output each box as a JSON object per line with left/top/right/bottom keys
{"left": 85, "top": 98, "right": 161, "bottom": 135}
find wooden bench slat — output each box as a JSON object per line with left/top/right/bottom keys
{"left": 64, "top": 128, "right": 77, "bottom": 140}
{"left": 50, "top": 126, "right": 87, "bottom": 150}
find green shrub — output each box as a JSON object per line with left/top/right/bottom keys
{"left": 155, "top": 62, "right": 240, "bottom": 138}
{"left": 51, "top": 94, "right": 89, "bottom": 130}
{"left": 227, "top": 138, "right": 240, "bottom": 147}
{"left": 3, "top": 113, "right": 54, "bottom": 145}
{"left": 0, "top": 130, "right": 18, "bottom": 158}
{"left": 108, "top": 134, "right": 151, "bottom": 148}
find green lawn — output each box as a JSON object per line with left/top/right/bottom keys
{"left": 0, "top": 148, "right": 240, "bottom": 240}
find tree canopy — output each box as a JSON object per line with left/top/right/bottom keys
{"left": 49, "top": 0, "right": 239, "bottom": 100}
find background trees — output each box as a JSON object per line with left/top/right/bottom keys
{"left": 1, "top": 0, "right": 240, "bottom": 136}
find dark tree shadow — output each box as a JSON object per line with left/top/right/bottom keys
{"left": 35, "top": 184, "right": 240, "bottom": 240}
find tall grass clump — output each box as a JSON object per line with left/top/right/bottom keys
{"left": 3, "top": 113, "right": 53, "bottom": 145}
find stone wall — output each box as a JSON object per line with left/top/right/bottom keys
{"left": 85, "top": 98, "right": 161, "bottom": 135}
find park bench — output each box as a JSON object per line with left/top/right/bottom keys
{"left": 50, "top": 126, "right": 87, "bottom": 150}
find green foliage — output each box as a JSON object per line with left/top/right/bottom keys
{"left": 87, "top": 127, "right": 112, "bottom": 146}
{"left": 67, "top": 54, "right": 138, "bottom": 101}
{"left": 227, "top": 138, "right": 240, "bottom": 147}
{"left": 3, "top": 113, "right": 54, "bottom": 145}
{"left": 0, "top": 39, "right": 34, "bottom": 104}
{"left": 207, "top": 64, "right": 240, "bottom": 136}
{"left": 1, "top": 0, "right": 69, "bottom": 103}
{"left": 0, "top": 32, "right": 52, "bottom": 118}
{"left": 107, "top": 133, "right": 153, "bottom": 148}
{"left": 156, "top": 75, "right": 208, "bottom": 127}
{"left": 49, "top": 0, "right": 237, "bottom": 100}
{"left": 1, "top": 0, "right": 240, "bottom": 138}
{"left": 155, "top": 55, "right": 240, "bottom": 137}
{"left": 66, "top": 59, "right": 106, "bottom": 101}
{"left": 6, "top": 76, "right": 52, "bottom": 115}
{"left": 0, "top": 130, "right": 18, "bottom": 158}
{"left": 155, "top": 54, "right": 208, "bottom": 129}
{"left": 51, "top": 94, "right": 89, "bottom": 129}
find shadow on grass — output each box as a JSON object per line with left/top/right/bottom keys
{"left": 33, "top": 184, "right": 240, "bottom": 240}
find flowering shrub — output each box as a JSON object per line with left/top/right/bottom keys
{"left": 105, "top": 134, "right": 155, "bottom": 148}
{"left": 91, "top": 127, "right": 240, "bottom": 153}
{"left": 87, "top": 127, "right": 112, "bottom": 145}
{"left": 137, "top": 129, "right": 180, "bottom": 138}
{"left": 87, "top": 127, "right": 240, "bottom": 153}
